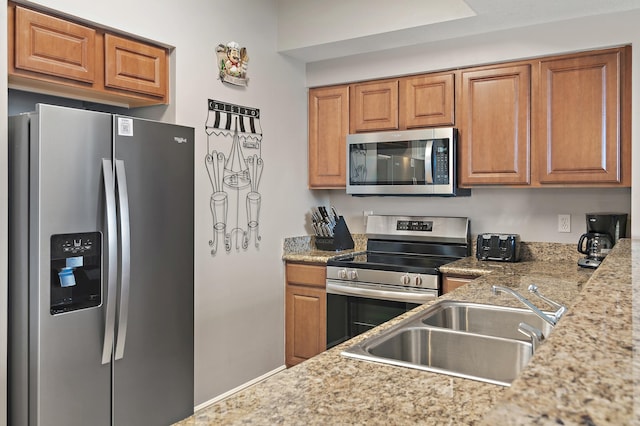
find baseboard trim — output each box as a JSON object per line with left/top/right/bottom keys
{"left": 194, "top": 365, "right": 287, "bottom": 412}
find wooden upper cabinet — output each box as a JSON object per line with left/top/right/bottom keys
{"left": 14, "top": 6, "right": 96, "bottom": 84}
{"left": 306, "top": 46, "right": 630, "bottom": 190}
{"left": 8, "top": 2, "right": 169, "bottom": 107}
{"left": 400, "top": 73, "right": 454, "bottom": 128}
{"left": 534, "top": 49, "right": 628, "bottom": 185}
{"left": 350, "top": 79, "right": 399, "bottom": 132}
{"left": 308, "top": 85, "right": 349, "bottom": 188}
{"left": 104, "top": 34, "right": 167, "bottom": 98}
{"left": 459, "top": 64, "right": 531, "bottom": 186}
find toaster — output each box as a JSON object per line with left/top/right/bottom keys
{"left": 476, "top": 233, "right": 521, "bottom": 262}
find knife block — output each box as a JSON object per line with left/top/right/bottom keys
{"left": 314, "top": 216, "right": 354, "bottom": 251}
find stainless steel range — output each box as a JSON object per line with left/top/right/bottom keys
{"left": 326, "top": 215, "right": 470, "bottom": 349}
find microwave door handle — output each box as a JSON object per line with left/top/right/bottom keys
{"left": 424, "top": 140, "right": 434, "bottom": 184}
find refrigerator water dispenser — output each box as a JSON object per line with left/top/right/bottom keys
{"left": 50, "top": 232, "right": 102, "bottom": 315}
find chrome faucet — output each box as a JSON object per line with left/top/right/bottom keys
{"left": 491, "top": 284, "right": 567, "bottom": 327}
{"left": 527, "top": 284, "right": 567, "bottom": 321}
{"left": 517, "top": 322, "right": 542, "bottom": 352}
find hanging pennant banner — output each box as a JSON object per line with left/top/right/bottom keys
{"left": 205, "top": 99, "right": 262, "bottom": 149}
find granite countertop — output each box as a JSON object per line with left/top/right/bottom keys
{"left": 281, "top": 234, "right": 367, "bottom": 263}
{"left": 177, "top": 239, "right": 635, "bottom": 425}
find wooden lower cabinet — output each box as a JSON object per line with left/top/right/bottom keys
{"left": 285, "top": 263, "right": 326, "bottom": 368}
{"left": 442, "top": 273, "right": 479, "bottom": 294}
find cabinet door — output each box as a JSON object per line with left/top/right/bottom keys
{"left": 350, "top": 80, "right": 398, "bottom": 132}
{"left": 459, "top": 64, "right": 531, "bottom": 185}
{"left": 535, "top": 51, "right": 623, "bottom": 184}
{"left": 400, "top": 73, "right": 454, "bottom": 128}
{"left": 308, "top": 85, "right": 349, "bottom": 188}
{"left": 285, "top": 263, "right": 326, "bottom": 368}
{"left": 104, "top": 33, "right": 168, "bottom": 99}
{"left": 442, "top": 274, "right": 477, "bottom": 294}
{"left": 14, "top": 6, "right": 96, "bottom": 83}
{"left": 285, "top": 285, "right": 326, "bottom": 367}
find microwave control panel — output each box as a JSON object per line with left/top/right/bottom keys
{"left": 432, "top": 139, "right": 449, "bottom": 184}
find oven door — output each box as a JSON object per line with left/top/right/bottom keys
{"left": 326, "top": 280, "right": 437, "bottom": 349}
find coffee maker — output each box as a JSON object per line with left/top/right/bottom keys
{"left": 577, "top": 213, "right": 628, "bottom": 268}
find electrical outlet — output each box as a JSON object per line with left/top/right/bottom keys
{"left": 558, "top": 214, "right": 571, "bottom": 233}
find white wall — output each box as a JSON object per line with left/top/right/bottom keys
{"left": 306, "top": 10, "right": 638, "bottom": 241}
{"left": 276, "top": 0, "right": 475, "bottom": 59}
{"left": 5, "top": 0, "right": 319, "bottom": 407}
{"left": 331, "top": 189, "right": 631, "bottom": 243}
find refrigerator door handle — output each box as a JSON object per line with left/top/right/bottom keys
{"left": 101, "top": 159, "right": 118, "bottom": 365}
{"left": 114, "top": 159, "right": 131, "bottom": 360}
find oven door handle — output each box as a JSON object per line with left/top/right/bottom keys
{"left": 326, "top": 281, "right": 437, "bottom": 304}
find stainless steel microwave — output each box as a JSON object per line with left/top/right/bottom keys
{"left": 347, "top": 127, "right": 468, "bottom": 196}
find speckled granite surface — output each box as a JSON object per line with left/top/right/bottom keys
{"left": 281, "top": 234, "right": 367, "bottom": 263}
{"left": 177, "top": 239, "right": 635, "bottom": 425}
{"left": 482, "top": 238, "right": 636, "bottom": 425}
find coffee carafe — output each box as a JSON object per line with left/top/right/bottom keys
{"left": 577, "top": 232, "right": 613, "bottom": 267}
{"left": 577, "top": 212, "right": 628, "bottom": 269}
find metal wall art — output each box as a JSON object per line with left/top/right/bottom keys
{"left": 216, "top": 41, "right": 249, "bottom": 86}
{"left": 205, "top": 99, "right": 263, "bottom": 255}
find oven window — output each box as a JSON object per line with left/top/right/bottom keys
{"left": 327, "top": 293, "right": 419, "bottom": 349}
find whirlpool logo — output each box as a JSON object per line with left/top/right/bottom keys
{"left": 173, "top": 136, "right": 188, "bottom": 144}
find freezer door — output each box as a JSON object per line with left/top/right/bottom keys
{"left": 112, "top": 116, "right": 194, "bottom": 425}
{"left": 27, "top": 104, "right": 113, "bottom": 425}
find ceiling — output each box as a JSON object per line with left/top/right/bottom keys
{"left": 276, "top": 0, "right": 640, "bottom": 62}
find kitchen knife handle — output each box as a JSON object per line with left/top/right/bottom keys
{"left": 114, "top": 159, "right": 131, "bottom": 360}
{"left": 101, "top": 159, "right": 117, "bottom": 365}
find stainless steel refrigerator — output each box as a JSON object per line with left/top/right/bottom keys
{"left": 8, "top": 104, "right": 194, "bottom": 426}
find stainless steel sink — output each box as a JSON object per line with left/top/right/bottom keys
{"left": 420, "top": 300, "right": 554, "bottom": 340}
{"left": 342, "top": 299, "right": 560, "bottom": 386}
{"left": 343, "top": 326, "right": 533, "bottom": 386}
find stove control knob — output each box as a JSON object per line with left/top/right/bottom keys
{"left": 415, "top": 275, "right": 423, "bottom": 286}
{"left": 401, "top": 274, "right": 411, "bottom": 285}
{"left": 338, "top": 269, "right": 347, "bottom": 279}
{"left": 348, "top": 270, "right": 358, "bottom": 280}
